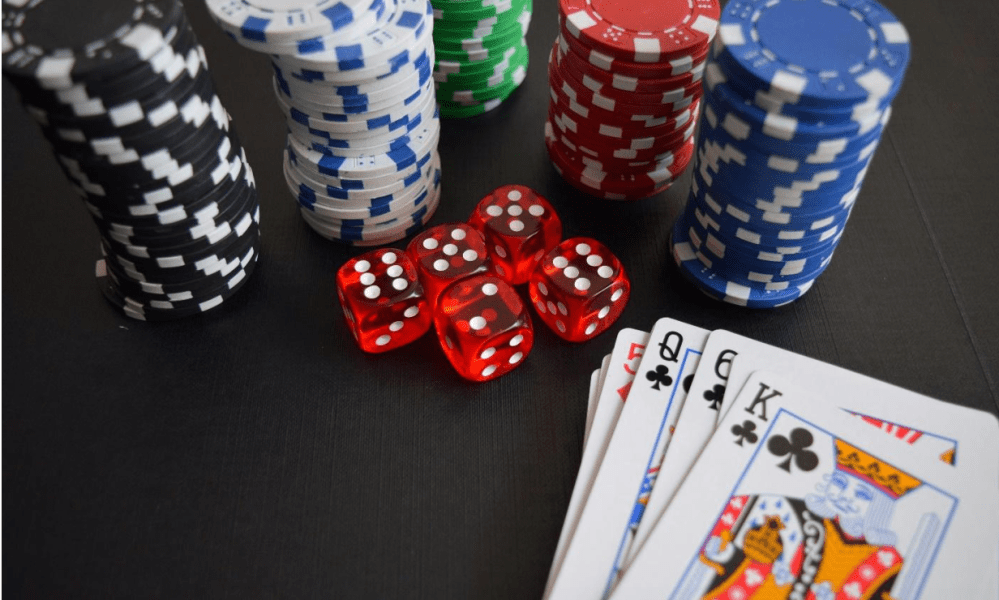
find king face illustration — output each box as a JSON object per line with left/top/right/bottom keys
{"left": 671, "top": 434, "right": 952, "bottom": 600}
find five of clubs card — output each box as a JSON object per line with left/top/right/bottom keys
{"left": 543, "top": 320, "right": 999, "bottom": 600}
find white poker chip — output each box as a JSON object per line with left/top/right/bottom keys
{"left": 204, "top": 0, "right": 440, "bottom": 244}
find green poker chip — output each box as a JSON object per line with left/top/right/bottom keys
{"left": 437, "top": 39, "right": 525, "bottom": 70}
{"left": 434, "top": 37, "right": 519, "bottom": 62}
{"left": 431, "top": 0, "right": 529, "bottom": 22}
{"left": 434, "top": 43, "right": 527, "bottom": 85}
{"left": 431, "top": 10, "right": 524, "bottom": 37}
{"left": 433, "top": 12, "right": 528, "bottom": 53}
{"left": 435, "top": 62, "right": 527, "bottom": 103}
{"left": 437, "top": 82, "right": 521, "bottom": 118}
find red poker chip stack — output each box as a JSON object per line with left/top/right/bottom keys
{"left": 546, "top": 0, "right": 720, "bottom": 200}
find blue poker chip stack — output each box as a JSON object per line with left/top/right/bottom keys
{"left": 2, "top": 0, "right": 260, "bottom": 321}
{"left": 670, "top": 0, "right": 910, "bottom": 308}
{"left": 206, "top": 0, "right": 441, "bottom": 245}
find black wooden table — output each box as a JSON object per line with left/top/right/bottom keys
{"left": 4, "top": 0, "right": 997, "bottom": 597}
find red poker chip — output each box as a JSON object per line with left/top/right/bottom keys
{"left": 548, "top": 103, "right": 698, "bottom": 156}
{"left": 545, "top": 120, "right": 693, "bottom": 198}
{"left": 550, "top": 117, "right": 697, "bottom": 171}
{"left": 552, "top": 38, "right": 705, "bottom": 97}
{"left": 556, "top": 0, "right": 720, "bottom": 64}
{"left": 548, "top": 149, "right": 678, "bottom": 200}
{"left": 547, "top": 97, "right": 699, "bottom": 143}
{"left": 551, "top": 119, "right": 697, "bottom": 177}
{"left": 553, "top": 47, "right": 704, "bottom": 109}
{"left": 557, "top": 26, "right": 710, "bottom": 80}
{"left": 548, "top": 85, "right": 695, "bottom": 135}
{"left": 549, "top": 57, "right": 699, "bottom": 119}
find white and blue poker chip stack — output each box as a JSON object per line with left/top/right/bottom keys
{"left": 206, "top": 0, "right": 441, "bottom": 245}
{"left": 671, "top": 0, "right": 910, "bottom": 308}
{"left": 2, "top": 0, "right": 261, "bottom": 321}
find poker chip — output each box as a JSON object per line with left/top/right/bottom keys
{"left": 671, "top": 0, "right": 910, "bottom": 308}
{"left": 2, "top": 0, "right": 261, "bottom": 320}
{"left": 207, "top": 0, "right": 441, "bottom": 245}
{"left": 431, "top": 0, "right": 531, "bottom": 118}
{"left": 546, "top": 0, "right": 720, "bottom": 200}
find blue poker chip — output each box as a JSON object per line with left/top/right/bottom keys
{"left": 693, "top": 136, "right": 876, "bottom": 209}
{"left": 671, "top": 0, "right": 911, "bottom": 307}
{"left": 689, "top": 169, "right": 855, "bottom": 235}
{"left": 671, "top": 218, "right": 818, "bottom": 308}
{"left": 713, "top": 0, "right": 910, "bottom": 108}
{"left": 684, "top": 184, "right": 848, "bottom": 254}
{"left": 704, "top": 73, "right": 892, "bottom": 145}
{"left": 680, "top": 223, "right": 839, "bottom": 291}
{"left": 685, "top": 206, "right": 843, "bottom": 270}
{"left": 698, "top": 91, "right": 891, "bottom": 159}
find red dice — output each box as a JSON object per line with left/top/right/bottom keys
{"left": 528, "top": 238, "right": 630, "bottom": 342}
{"left": 406, "top": 223, "right": 490, "bottom": 310}
{"left": 434, "top": 274, "right": 534, "bottom": 382}
{"left": 467, "top": 185, "right": 562, "bottom": 285}
{"left": 336, "top": 248, "right": 432, "bottom": 353}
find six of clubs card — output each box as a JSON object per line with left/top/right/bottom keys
{"left": 545, "top": 324, "right": 999, "bottom": 600}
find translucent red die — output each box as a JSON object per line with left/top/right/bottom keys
{"left": 434, "top": 274, "right": 534, "bottom": 382}
{"left": 406, "top": 222, "right": 490, "bottom": 310}
{"left": 467, "top": 184, "right": 562, "bottom": 285}
{"left": 528, "top": 237, "right": 630, "bottom": 342}
{"left": 336, "top": 248, "right": 432, "bottom": 353}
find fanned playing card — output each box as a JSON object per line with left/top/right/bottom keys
{"left": 584, "top": 354, "right": 612, "bottom": 450}
{"left": 544, "top": 328, "right": 649, "bottom": 600}
{"left": 548, "top": 319, "right": 708, "bottom": 600}
{"left": 624, "top": 329, "right": 737, "bottom": 568}
{"left": 612, "top": 371, "right": 999, "bottom": 599}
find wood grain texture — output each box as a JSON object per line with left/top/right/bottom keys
{"left": 3, "top": 0, "right": 997, "bottom": 598}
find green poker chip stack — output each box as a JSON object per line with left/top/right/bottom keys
{"left": 432, "top": 0, "right": 532, "bottom": 118}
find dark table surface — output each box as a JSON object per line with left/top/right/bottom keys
{"left": 4, "top": 0, "right": 998, "bottom": 598}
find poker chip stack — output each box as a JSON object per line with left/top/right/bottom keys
{"left": 206, "top": 0, "right": 441, "bottom": 245}
{"left": 2, "top": 0, "right": 260, "bottom": 321}
{"left": 544, "top": 0, "right": 720, "bottom": 200}
{"left": 430, "top": 0, "right": 532, "bottom": 118}
{"left": 671, "top": 0, "right": 910, "bottom": 308}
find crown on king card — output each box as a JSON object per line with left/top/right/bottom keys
{"left": 835, "top": 439, "right": 922, "bottom": 498}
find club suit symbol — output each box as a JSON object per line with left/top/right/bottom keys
{"left": 731, "top": 420, "right": 758, "bottom": 446}
{"left": 645, "top": 364, "right": 673, "bottom": 390}
{"left": 767, "top": 427, "right": 819, "bottom": 473}
{"left": 703, "top": 383, "right": 725, "bottom": 411}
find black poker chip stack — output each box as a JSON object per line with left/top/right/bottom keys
{"left": 2, "top": 0, "right": 260, "bottom": 321}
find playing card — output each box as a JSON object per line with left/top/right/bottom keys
{"left": 613, "top": 371, "right": 999, "bottom": 599}
{"left": 548, "top": 319, "right": 708, "bottom": 600}
{"left": 712, "top": 331, "right": 999, "bottom": 599}
{"left": 584, "top": 354, "right": 612, "bottom": 451}
{"left": 544, "top": 328, "right": 649, "bottom": 600}
{"left": 713, "top": 330, "right": 998, "bottom": 470}
{"left": 624, "top": 330, "right": 735, "bottom": 568}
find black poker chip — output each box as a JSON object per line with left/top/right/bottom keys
{"left": 2, "top": 0, "right": 261, "bottom": 320}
